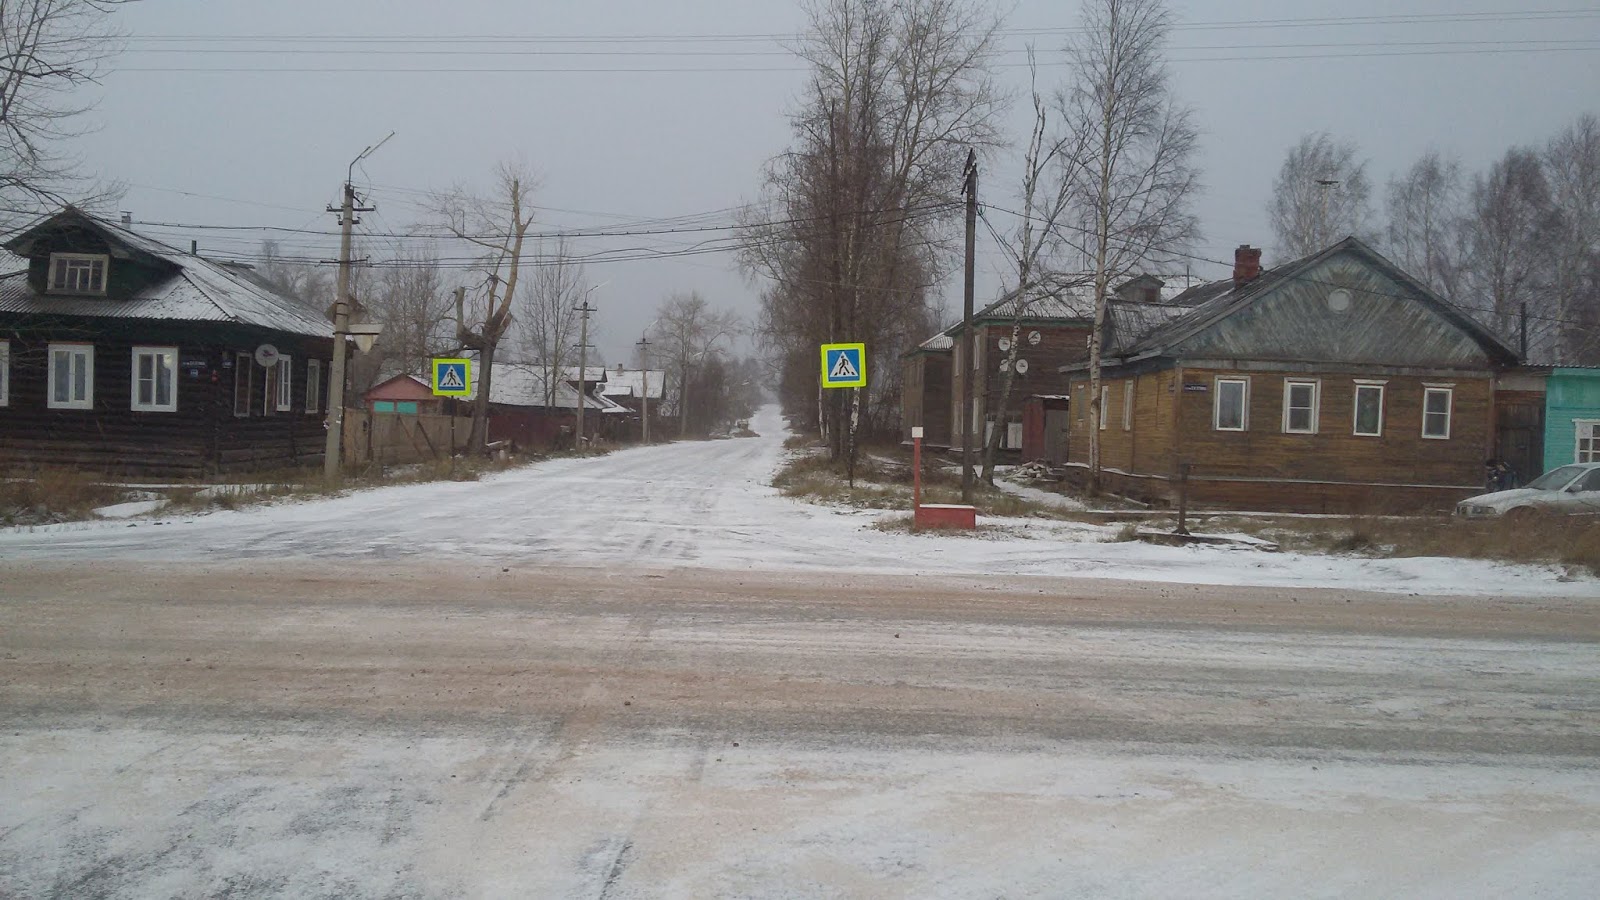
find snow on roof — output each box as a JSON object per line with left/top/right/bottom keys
{"left": 918, "top": 333, "right": 954, "bottom": 351}
{"left": 0, "top": 209, "right": 333, "bottom": 338}
{"left": 598, "top": 368, "right": 665, "bottom": 400}
{"left": 560, "top": 365, "right": 610, "bottom": 383}
{"left": 472, "top": 363, "right": 612, "bottom": 410}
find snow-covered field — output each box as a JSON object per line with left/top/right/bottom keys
{"left": 1, "top": 405, "right": 1588, "bottom": 597}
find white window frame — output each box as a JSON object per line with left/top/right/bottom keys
{"left": 1099, "top": 385, "right": 1109, "bottom": 430}
{"left": 233, "top": 352, "right": 253, "bottom": 417}
{"left": 273, "top": 355, "right": 293, "bottom": 412}
{"left": 48, "top": 253, "right": 109, "bottom": 295}
{"left": 130, "top": 345, "right": 178, "bottom": 413}
{"left": 1282, "top": 379, "right": 1320, "bottom": 435}
{"left": 1122, "top": 380, "right": 1134, "bottom": 431}
{"left": 1213, "top": 377, "right": 1250, "bottom": 432}
{"left": 0, "top": 340, "right": 9, "bottom": 407}
{"left": 47, "top": 343, "right": 94, "bottom": 410}
{"left": 1576, "top": 420, "right": 1600, "bottom": 464}
{"left": 305, "top": 359, "right": 321, "bottom": 414}
{"left": 1353, "top": 383, "right": 1386, "bottom": 437}
{"left": 1421, "top": 386, "right": 1453, "bottom": 440}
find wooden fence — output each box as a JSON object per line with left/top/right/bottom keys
{"left": 342, "top": 409, "right": 474, "bottom": 468}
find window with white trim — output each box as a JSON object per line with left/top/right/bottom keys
{"left": 233, "top": 352, "right": 253, "bottom": 417}
{"left": 1353, "top": 384, "right": 1385, "bottom": 436}
{"left": 47, "top": 343, "right": 94, "bottom": 409}
{"left": 1122, "top": 380, "right": 1134, "bottom": 431}
{"left": 306, "top": 359, "right": 322, "bottom": 414}
{"left": 0, "top": 341, "right": 9, "bottom": 407}
{"left": 266, "top": 355, "right": 292, "bottom": 413}
{"left": 1577, "top": 421, "right": 1600, "bottom": 464}
{"left": 1099, "top": 385, "right": 1109, "bottom": 430}
{"left": 1282, "top": 379, "right": 1319, "bottom": 434}
{"left": 131, "top": 346, "right": 178, "bottom": 412}
{"left": 1422, "top": 387, "right": 1453, "bottom": 439}
{"left": 1214, "top": 378, "right": 1249, "bottom": 431}
{"left": 48, "top": 253, "right": 108, "bottom": 294}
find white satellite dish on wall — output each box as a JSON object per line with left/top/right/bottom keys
{"left": 1028, "top": 330, "right": 1042, "bottom": 346}
{"left": 1015, "top": 358, "right": 1030, "bottom": 375}
{"left": 254, "top": 344, "right": 280, "bottom": 368}
{"left": 998, "top": 337, "right": 1012, "bottom": 351}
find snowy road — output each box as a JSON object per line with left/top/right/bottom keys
{"left": 2, "top": 562, "right": 1597, "bottom": 897}
{"left": 0, "top": 405, "right": 1592, "bottom": 597}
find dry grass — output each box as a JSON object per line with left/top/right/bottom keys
{"left": 773, "top": 450, "right": 1087, "bottom": 520}
{"left": 868, "top": 513, "right": 1016, "bottom": 537}
{"left": 0, "top": 469, "right": 124, "bottom": 526}
{"left": 1211, "top": 513, "right": 1600, "bottom": 577}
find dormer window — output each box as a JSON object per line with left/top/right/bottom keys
{"left": 49, "top": 253, "right": 108, "bottom": 294}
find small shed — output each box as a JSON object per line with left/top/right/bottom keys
{"left": 362, "top": 374, "right": 444, "bottom": 416}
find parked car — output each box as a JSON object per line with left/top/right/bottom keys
{"left": 1455, "top": 463, "right": 1600, "bottom": 520}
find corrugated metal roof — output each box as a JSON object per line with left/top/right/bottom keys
{"left": 918, "top": 333, "right": 954, "bottom": 351}
{"left": 473, "top": 363, "right": 612, "bottom": 410}
{"left": 0, "top": 210, "right": 333, "bottom": 338}
{"left": 598, "top": 368, "right": 665, "bottom": 400}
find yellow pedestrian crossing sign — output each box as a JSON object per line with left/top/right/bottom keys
{"left": 431, "top": 358, "right": 471, "bottom": 396}
{"left": 820, "top": 342, "right": 866, "bottom": 389}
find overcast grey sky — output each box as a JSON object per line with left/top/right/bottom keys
{"left": 75, "top": 1, "right": 1600, "bottom": 362}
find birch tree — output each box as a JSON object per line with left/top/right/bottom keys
{"left": 0, "top": 0, "right": 132, "bottom": 212}
{"left": 1058, "top": 0, "right": 1199, "bottom": 494}
{"left": 1545, "top": 114, "right": 1600, "bottom": 364}
{"left": 649, "top": 291, "right": 740, "bottom": 438}
{"left": 978, "top": 52, "right": 1090, "bottom": 483}
{"left": 1457, "top": 148, "right": 1559, "bottom": 357}
{"left": 1384, "top": 151, "right": 1463, "bottom": 298}
{"left": 741, "top": 0, "right": 1002, "bottom": 456}
{"left": 429, "top": 163, "right": 537, "bottom": 452}
{"left": 516, "top": 237, "right": 587, "bottom": 408}
{"left": 1267, "top": 132, "right": 1372, "bottom": 259}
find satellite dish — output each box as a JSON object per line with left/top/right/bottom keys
{"left": 998, "top": 337, "right": 1012, "bottom": 351}
{"left": 1028, "top": 330, "right": 1042, "bottom": 346}
{"left": 254, "top": 344, "right": 280, "bottom": 368}
{"left": 999, "top": 359, "right": 1011, "bottom": 373}
{"left": 1015, "top": 358, "right": 1030, "bottom": 375}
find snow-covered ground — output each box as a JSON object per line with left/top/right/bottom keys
{"left": 0, "top": 405, "right": 1591, "bottom": 597}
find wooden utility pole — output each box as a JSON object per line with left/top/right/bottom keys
{"left": 636, "top": 336, "right": 652, "bottom": 443}
{"left": 574, "top": 300, "right": 595, "bottom": 450}
{"left": 961, "top": 149, "right": 978, "bottom": 503}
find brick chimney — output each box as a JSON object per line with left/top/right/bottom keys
{"left": 1233, "top": 244, "right": 1262, "bottom": 288}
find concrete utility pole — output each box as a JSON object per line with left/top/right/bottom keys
{"left": 322, "top": 134, "right": 391, "bottom": 484}
{"left": 961, "top": 149, "right": 978, "bottom": 503}
{"left": 574, "top": 300, "right": 595, "bottom": 451}
{"left": 636, "top": 335, "right": 652, "bottom": 444}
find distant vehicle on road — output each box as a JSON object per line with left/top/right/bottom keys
{"left": 1455, "top": 463, "right": 1600, "bottom": 521}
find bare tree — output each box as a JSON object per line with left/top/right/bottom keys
{"left": 354, "top": 246, "right": 453, "bottom": 390}
{"left": 1384, "top": 150, "right": 1463, "bottom": 298}
{"left": 0, "top": 0, "right": 132, "bottom": 212}
{"left": 1457, "top": 147, "right": 1560, "bottom": 358}
{"left": 1059, "top": 0, "right": 1199, "bottom": 494}
{"left": 650, "top": 291, "right": 740, "bottom": 438}
{"left": 1267, "top": 132, "right": 1372, "bottom": 259}
{"left": 740, "top": 0, "right": 1002, "bottom": 456}
{"left": 428, "top": 162, "right": 538, "bottom": 452}
{"left": 516, "top": 237, "right": 586, "bottom": 408}
{"left": 978, "top": 51, "right": 1090, "bottom": 483}
{"left": 1545, "top": 114, "right": 1600, "bottom": 364}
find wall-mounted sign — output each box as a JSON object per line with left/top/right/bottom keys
{"left": 1182, "top": 382, "right": 1209, "bottom": 393}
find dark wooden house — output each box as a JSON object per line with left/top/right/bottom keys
{"left": 1060, "top": 240, "right": 1520, "bottom": 513}
{"left": 899, "top": 330, "right": 953, "bottom": 448}
{"left": 0, "top": 208, "right": 334, "bottom": 476}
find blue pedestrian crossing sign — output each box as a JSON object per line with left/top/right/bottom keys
{"left": 820, "top": 342, "right": 867, "bottom": 389}
{"left": 431, "top": 358, "right": 471, "bottom": 396}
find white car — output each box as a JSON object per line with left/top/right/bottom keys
{"left": 1456, "top": 463, "right": 1600, "bottom": 520}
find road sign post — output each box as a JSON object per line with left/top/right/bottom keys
{"left": 820, "top": 343, "right": 867, "bottom": 484}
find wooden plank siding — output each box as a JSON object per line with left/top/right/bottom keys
{"left": 965, "top": 321, "right": 1091, "bottom": 450}
{"left": 0, "top": 324, "right": 332, "bottom": 477}
{"left": 1066, "top": 367, "right": 1492, "bottom": 512}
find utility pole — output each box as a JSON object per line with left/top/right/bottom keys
{"left": 322, "top": 133, "right": 392, "bottom": 485}
{"left": 961, "top": 149, "right": 978, "bottom": 503}
{"left": 574, "top": 300, "right": 595, "bottom": 451}
{"left": 636, "top": 335, "right": 652, "bottom": 444}
{"left": 1316, "top": 178, "right": 1339, "bottom": 247}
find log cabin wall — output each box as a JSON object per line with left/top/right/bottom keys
{"left": 0, "top": 319, "right": 333, "bottom": 477}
